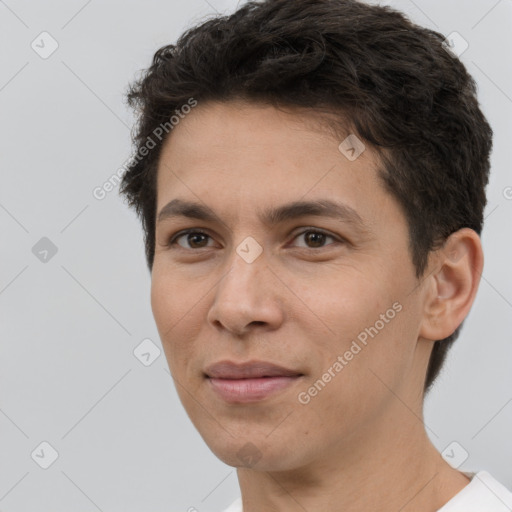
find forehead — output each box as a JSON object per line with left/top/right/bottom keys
{"left": 158, "top": 99, "right": 359, "bottom": 164}
{"left": 155, "top": 100, "right": 400, "bottom": 233}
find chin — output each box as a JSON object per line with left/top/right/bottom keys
{"left": 202, "top": 432, "right": 304, "bottom": 472}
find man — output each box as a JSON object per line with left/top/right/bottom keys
{"left": 119, "top": 0, "right": 512, "bottom": 510}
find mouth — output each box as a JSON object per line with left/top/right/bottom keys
{"left": 204, "top": 360, "right": 304, "bottom": 403}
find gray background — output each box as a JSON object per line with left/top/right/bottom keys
{"left": 0, "top": 0, "right": 511, "bottom": 511}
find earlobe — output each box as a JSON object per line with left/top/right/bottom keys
{"left": 418, "top": 228, "right": 484, "bottom": 342}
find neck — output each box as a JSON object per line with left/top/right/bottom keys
{"left": 236, "top": 398, "right": 470, "bottom": 512}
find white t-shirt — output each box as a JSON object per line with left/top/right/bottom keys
{"left": 222, "top": 471, "right": 512, "bottom": 512}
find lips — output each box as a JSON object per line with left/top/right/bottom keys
{"left": 204, "top": 360, "right": 303, "bottom": 379}
{"left": 203, "top": 360, "right": 305, "bottom": 403}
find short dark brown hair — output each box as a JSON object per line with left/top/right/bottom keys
{"left": 119, "top": 0, "right": 493, "bottom": 392}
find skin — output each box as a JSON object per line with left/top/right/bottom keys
{"left": 151, "top": 100, "right": 483, "bottom": 512}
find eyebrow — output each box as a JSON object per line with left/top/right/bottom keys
{"left": 156, "top": 198, "right": 370, "bottom": 233}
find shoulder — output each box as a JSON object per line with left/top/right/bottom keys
{"left": 437, "top": 470, "right": 512, "bottom": 512}
{"left": 218, "top": 473, "right": 512, "bottom": 512}
{"left": 221, "top": 497, "right": 242, "bottom": 512}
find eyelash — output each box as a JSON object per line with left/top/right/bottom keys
{"left": 166, "top": 228, "right": 343, "bottom": 251}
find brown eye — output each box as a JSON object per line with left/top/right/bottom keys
{"left": 292, "top": 229, "right": 339, "bottom": 249}
{"left": 169, "top": 230, "right": 214, "bottom": 249}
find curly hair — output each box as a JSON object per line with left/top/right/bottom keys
{"left": 119, "top": 0, "right": 493, "bottom": 392}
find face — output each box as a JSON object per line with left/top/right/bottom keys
{"left": 151, "top": 100, "right": 433, "bottom": 471}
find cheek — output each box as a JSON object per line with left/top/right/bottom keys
{"left": 304, "top": 271, "right": 413, "bottom": 385}
{"left": 294, "top": 270, "right": 388, "bottom": 350}
{"left": 150, "top": 271, "right": 172, "bottom": 335}
{"left": 295, "top": 307, "right": 413, "bottom": 439}
{"left": 150, "top": 270, "right": 197, "bottom": 371}
{"left": 151, "top": 265, "right": 201, "bottom": 331}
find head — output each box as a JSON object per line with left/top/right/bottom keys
{"left": 119, "top": 0, "right": 492, "bottom": 469}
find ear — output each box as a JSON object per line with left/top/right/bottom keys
{"left": 419, "top": 228, "right": 484, "bottom": 342}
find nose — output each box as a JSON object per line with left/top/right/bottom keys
{"left": 206, "top": 246, "right": 284, "bottom": 337}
